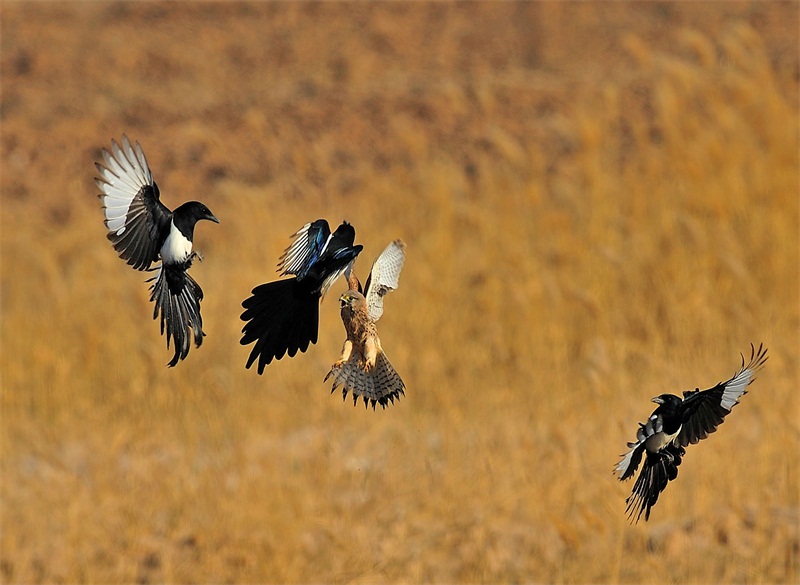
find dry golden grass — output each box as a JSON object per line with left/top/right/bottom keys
{"left": 1, "top": 2, "right": 798, "bottom": 583}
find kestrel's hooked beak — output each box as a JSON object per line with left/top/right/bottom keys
{"left": 339, "top": 294, "right": 349, "bottom": 309}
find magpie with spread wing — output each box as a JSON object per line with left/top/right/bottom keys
{"left": 614, "top": 343, "right": 768, "bottom": 523}
{"left": 325, "top": 239, "right": 406, "bottom": 409}
{"left": 240, "top": 220, "right": 363, "bottom": 374}
{"left": 95, "top": 136, "right": 219, "bottom": 367}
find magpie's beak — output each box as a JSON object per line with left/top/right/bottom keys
{"left": 651, "top": 396, "right": 664, "bottom": 405}
{"left": 206, "top": 212, "right": 220, "bottom": 224}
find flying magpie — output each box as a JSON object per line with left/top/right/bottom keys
{"left": 240, "top": 219, "right": 363, "bottom": 374}
{"left": 95, "top": 136, "right": 219, "bottom": 367}
{"left": 614, "top": 343, "right": 768, "bottom": 523}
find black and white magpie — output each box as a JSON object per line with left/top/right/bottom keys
{"left": 240, "top": 219, "right": 363, "bottom": 374}
{"left": 95, "top": 136, "right": 219, "bottom": 367}
{"left": 614, "top": 343, "right": 768, "bottom": 523}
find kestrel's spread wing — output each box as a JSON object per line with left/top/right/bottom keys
{"left": 364, "top": 239, "right": 406, "bottom": 322}
{"left": 325, "top": 240, "right": 407, "bottom": 410}
{"left": 95, "top": 135, "right": 172, "bottom": 271}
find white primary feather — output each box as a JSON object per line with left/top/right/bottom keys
{"left": 720, "top": 363, "right": 756, "bottom": 410}
{"left": 98, "top": 136, "right": 154, "bottom": 235}
{"left": 278, "top": 222, "right": 332, "bottom": 276}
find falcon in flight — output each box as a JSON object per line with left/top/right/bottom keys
{"left": 325, "top": 239, "right": 407, "bottom": 409}
{"left": 614, "top": 343, "right": 768, "bottom": 523}
{"left": 240, "top": 219, "right": 363, "bottom": 373}
{"left": 95, "top": 136, "right": 219, "bottom": 367}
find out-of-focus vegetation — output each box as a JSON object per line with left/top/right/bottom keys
{"left": 1, "top": 2, "right": 797, "bottom": 583}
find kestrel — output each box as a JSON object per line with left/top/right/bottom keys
{"left": 95, "top": 135, "right": 219, "bottom": 367}
{"left": 325, "top": 239, "right": 406, "bottom": 409}
{"left": 614, "top": 343, "right": 768, "bottom": 523}
{"left": 240, "top": 219, "right": 363, "bottom": 373}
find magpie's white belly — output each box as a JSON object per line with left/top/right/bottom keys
{"left": 160, "top": 221, "right": 192, "bottom": 264}
{"left": 645, "top": 426, "right": 681, "bottom": 453}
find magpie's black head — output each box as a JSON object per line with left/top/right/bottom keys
{"left": 179, "top": 201, "right": 219, "bottom": 224}
{"left": 651, "top": 393, "right": 682, "bottom": 408}
{"left": 331, "top": 221, "right": 356, "bottom": 246}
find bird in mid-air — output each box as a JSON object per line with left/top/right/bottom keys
{"left": 95, "top": 135, "right": 219, "bottom": 367}
{"left": 240, "top": 219, "right": 363, "bottom": 374}
{"left": 325, "top": 239, "right": 407, "bottom": 409}
{"left": 614, "top": 343, "right": 768, "bottom": 523}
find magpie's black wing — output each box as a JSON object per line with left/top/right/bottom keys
{"left": 148, "top": 262, "right": 205, "bottom": 367}
{"left": 677, "top": 343, "right": 768, "bottom": 447}
{"left": 96, "top": 136, "right": 172, "bottom": 271}
{"left": 277, "top": 220, "right": 332, "bottom": 278}
{"left": 311, "top": 222, "right": 361, "bottom": 298}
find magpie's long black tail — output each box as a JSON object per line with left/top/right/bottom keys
{"left": 240, "top": 278, "right": 320, "bottom": 374}
{"left": 149, "top": 264, "right": 205, "bottom": 367}
{"left": 625, "top": 443, "right": 685, "bottom": 523}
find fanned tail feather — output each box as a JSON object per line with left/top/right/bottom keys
{"left": 625, "top": 443, "right": 685, "bottom": 523}
{"left": 148, "top": 264, "right": 205, "bottom": 367}
{"left": 325, "top": 351, "right": 405, "bottom": 410}
{"left": 240, "top": 278, "right": 319, "bottom": 374}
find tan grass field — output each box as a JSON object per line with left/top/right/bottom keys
{"left": 1, "top": 2, "right": 798, "bottom": 583}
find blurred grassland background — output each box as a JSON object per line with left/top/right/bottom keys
{"left": 1, "top": 2, "right": 798, "bottom": 583}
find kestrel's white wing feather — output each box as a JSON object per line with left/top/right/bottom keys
{"left": 364, "top": 239, "right": 406, "bottom": 322}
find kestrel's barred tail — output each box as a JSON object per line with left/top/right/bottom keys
{"left": 326, "top": 352, "right": 405, "bottom": 409}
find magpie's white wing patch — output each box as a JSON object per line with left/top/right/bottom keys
{"left": 96, "top": 136, "right": 171, "bottom": 271}
{"left": 277, "top": 220, "right": 332, "bottom": 277}
{"left": 364, "top": 239, "right": 406, "bottom": 323}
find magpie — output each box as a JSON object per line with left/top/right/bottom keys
{"left": 95, "top": 136, "right": 219, "bottom": 367}
{"left": 240, "top": 219, "right": 363, "bottom": 374}
{"left": 614, "top": 343, "right": 768, "bottom": 523}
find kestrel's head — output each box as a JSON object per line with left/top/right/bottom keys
{"left": 339, "top": 290, "right": 366, "bottom": 311}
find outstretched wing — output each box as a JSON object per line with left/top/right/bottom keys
{"left": 363, "top": 239, "right": 406, "bottom": 322}
{"left": 96, "top": 135, "right": 171, "bottom": 270}
{"left": 677, "top": 343, "right": 768, "bottom": 447}
{"left": 614, "top": 414, "right": 663, "bottom": 481}
{"left": 277, "top": 219, "right": 332, "bottom": 278}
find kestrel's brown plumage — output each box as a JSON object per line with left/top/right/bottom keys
{"left": 325, "top": 240, "right": 406, "bottom": 409}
